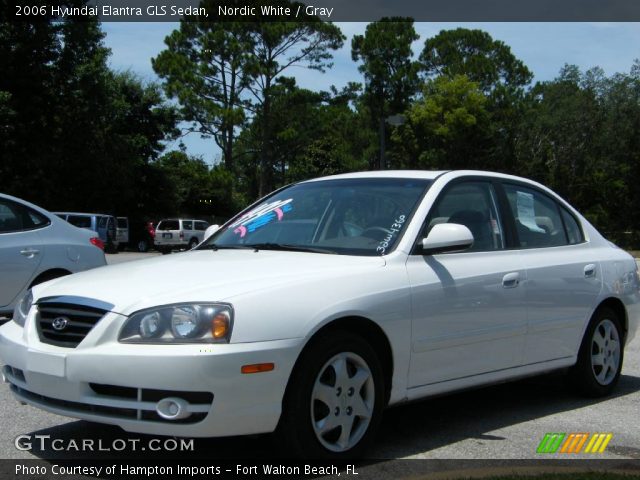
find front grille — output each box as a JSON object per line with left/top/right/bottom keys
{"left": 36, "top": 303, "right": 107, "bottom": 348}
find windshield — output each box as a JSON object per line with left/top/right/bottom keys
{"left": 200, "top": 177, "right": 431, "bottom": 256}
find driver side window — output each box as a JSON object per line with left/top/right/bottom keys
{"left": 424, "top": 182, "right": 505, "bottom": 252}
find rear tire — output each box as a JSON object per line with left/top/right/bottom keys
{"left": 276, "top": 331, "right": 385, "bottom": 459}
{"left": 188, "top": 238, "right": 198, "bottom": 250}
{"left": 569, "top": 307, "right": 624, "bottom": 397}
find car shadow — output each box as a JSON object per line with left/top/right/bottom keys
{"left": 22, "top": 372, "right": 640, "bottom": 461}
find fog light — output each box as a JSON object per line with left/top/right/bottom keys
{"left": 155, "top": 397, "right": 190, "bottom": 420}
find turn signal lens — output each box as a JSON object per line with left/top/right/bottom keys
{"left": 241, "top": 363, "right": 275, "bottom": 374}
{"left": 212, "top": 312, "right": 230, "bottom": 339}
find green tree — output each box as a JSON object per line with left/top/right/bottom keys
{"left": 418, "top": 28, "right": 533, "bottom": 172}
{"left": 0, "top": 9, "right": 177, "bottom": 214}
{"left": 237, "top": 80, "right": 369, "bottom": 191}
{"left": 152, "top": 2, "right": 253, "bottom": 173}
{"left": 243, "top": 4, "right": 345, "bottom": 195}
{"left": 513, "top": 65, "right": 606, "bottom": 227}
{"left": 391, "top": 75, "right": 490, "bottom": 169}
{"left": 419, "top": 28, "right": 532, "bottom": 93}
{"left": 154, "top": 151, "right": 213, "bottom": 215}
{"left": 351, "top": 18, "right": 420, "bottom": 169}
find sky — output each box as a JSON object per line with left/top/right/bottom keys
{"left": 101, "top": 22, "right": 640, "bottom": 165}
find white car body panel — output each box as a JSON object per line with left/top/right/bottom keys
{"left": 0, "top": 171, "right": 638, "bottom": 440}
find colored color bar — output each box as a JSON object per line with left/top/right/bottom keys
{"left": 585, "top": 433, "right": 598, "bottom": 453}
{"left": 572, "top": 433, "right": 589, "bottom": 453}
{"left": 537, "top": 433, "right": 553, "bottom": 453}
{"left": 548, "top": 433, "right": 566, "bottom": 453}
{"left": 590, "top": 433, "right": 606, "bottom": 453}
{"left": 560, "top": 434, "right": 576, "bottom": 453}
{"left": 598, "top": 433, "right": 613, "bottom": 453}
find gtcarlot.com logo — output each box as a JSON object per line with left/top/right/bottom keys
{"left": 537, "top": 432, "right": 613, "bottom": 454}
{"left": 15, "top": 434, "right": 194, "bottom": 452}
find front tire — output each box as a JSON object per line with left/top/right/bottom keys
{"left": 569, "top": 307, "right": 624, "bottom": 397}
{"left": 277, "top": 331, "right": 385, "bottom": 459}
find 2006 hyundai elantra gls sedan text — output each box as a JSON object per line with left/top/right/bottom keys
{"left": 1, "top": 170, "right": 638, "bottom": 458}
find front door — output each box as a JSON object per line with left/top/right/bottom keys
{"left": 406, "top": 181, "right": 527, "bottom": 387}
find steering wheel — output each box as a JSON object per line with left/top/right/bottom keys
{"left": 361, "top": 226, "right": 391, "bottom": 241}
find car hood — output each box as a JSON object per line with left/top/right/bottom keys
{"left": 33, "top": 250, "right": 386, "bottom": 315}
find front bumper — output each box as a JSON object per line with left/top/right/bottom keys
{"left": 0, "top": 312, "right": 301, "bottom": 437}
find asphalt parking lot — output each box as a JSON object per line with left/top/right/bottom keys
{"left": 0, "top": 253, "right": 638, "bottom": 461}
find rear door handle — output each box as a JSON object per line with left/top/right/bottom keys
{"left": 502, "top": 272, "right": 520, "bottom": 288}
{"left": 20, "top": 248, "right": 40, "bottom": 258}
{"left": 584, "top": 263, "right": 597, "bottom": 278}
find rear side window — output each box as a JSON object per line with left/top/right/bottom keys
{"left": 158, "top": 220, "right": 179, "bottom": 230}
{"left": 560, "top": 208, "right": 584, "bottom": 245}
{"left": 194, "top": 221, "right": 208, "bottom": 231}
{"left": 504, "top": 184, "right": 570, "bottom": 248}
{"left": 98, "top": 216, "right": 108, "bottom": 228}
{"left": 67, "top": 215, "right": 92, "bottom": 229}
{"left": 0, "top": 199, "right": 50, "bottom": 233}
{"left": 182, "top": 220, "right": 193, "bottom": 230}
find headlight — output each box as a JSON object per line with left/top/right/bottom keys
{"left": 119, "top": 303, "right": 233, "bottom": 344}
{"left": 12, "top": 290, "right": 33, "bottom": 327}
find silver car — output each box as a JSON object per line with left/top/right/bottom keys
{"left": 0, "top": 194, "right": 106, "bottom": 318}
{"left": 154, "top": 218, "right": 209, "bottom": 254}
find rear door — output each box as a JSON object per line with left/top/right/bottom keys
{"left": 501, "top": 182, "right": 602, "bottom": 363}
{"left": 0, "top": 198, "right": 49, "bottom": 308}
{"left": 155, "top": 220, "right": 180, "bottom": 245}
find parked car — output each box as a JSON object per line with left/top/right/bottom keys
{"left": 154, "top": 218, "right": 209, "bottom": 253}
{"left": 116, "top": 217, "right": 129, "bottom": 250}
{"left": 0, "top": 193, "right": 106, "bottom": 318}
{"left": 1, "top": 171, "right": 638, "bottom": 459}
{"left": 127, "top": 220, "right": 156, "bottom": 253}
{"left": 54, "top": 212, "right": 119, "bottom": 252}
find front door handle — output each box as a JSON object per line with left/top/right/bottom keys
{"left": 584, "top": 263, "right": 597, "bottom": 278}
{"left": 20, "top": 248, "right": 40, "bottom": 258}
{"left": 502, "top": 272, "right": 520, "bottom": 288}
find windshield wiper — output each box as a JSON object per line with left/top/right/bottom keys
{"left": 198, "top": 243, "right": 256, "bottom": 251}
{"left": 245, "top": 243, "right": 337, "bottom": 254}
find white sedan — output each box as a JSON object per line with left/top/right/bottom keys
{"left": 0, "top": 171, "right": 638, "bottom": 459}
{"left": 0, "top": 193, "right": 106, "bottom": 318}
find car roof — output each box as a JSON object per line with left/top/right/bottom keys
{"left": 302, "top": 169, "right": 554, "bottom": 189}
{"left": 302, "top": 170, "right": 450, "bottom": 183}
{"left": 54, "top": 212, "right": 114, "bottom": 217}
{"left": 158, "top": 219, "right": 206, "bottom": 222}
{"left": 0, "top": 193, "right": 53, "bottom": 217}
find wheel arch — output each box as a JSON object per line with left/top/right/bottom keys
{"left": 287, "top": 315, "right": 394, "bottom": 407}
{"left": 29, "top": 268, "right": 72, "bottom": 288}
{"left": 596, "top": 297, "right": 628, "bottom": 343}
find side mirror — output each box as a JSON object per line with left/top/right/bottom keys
{"left": 420, "top": 223, "right": 474, "bottom": 255}
{"left": 204, "top": 224, "right": 220, "bottom": 241}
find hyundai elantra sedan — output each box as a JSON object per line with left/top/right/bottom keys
{"left": 1, "top": 171, "right": 638, "bottom": 458}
